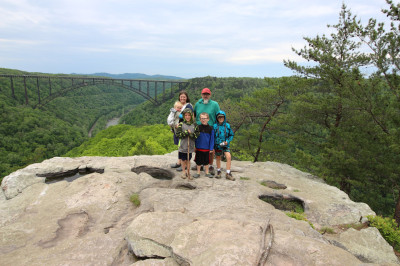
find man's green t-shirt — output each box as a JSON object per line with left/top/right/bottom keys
{"left": 194, "top": 99, "right": 220, "bottom": 126}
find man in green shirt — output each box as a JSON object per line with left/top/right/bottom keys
{"left": 194, "top": 88, "right": 220, "bottom": 175}
{"left": 194, "top": 88, "right": 220, "bottom": 126}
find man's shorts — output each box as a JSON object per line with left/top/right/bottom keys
{"left": 215, "top": 148, "right": 230, "bottom": 156}
{"left": 194, "top": 150, "right": 210, "bottom": 165}
{"left": 179, "top": 152, "right": 192, "bottom": 161}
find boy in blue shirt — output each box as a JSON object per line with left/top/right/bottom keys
{"left": 213, "top": 110, "right": 235, "bottom": 181}
{"left": 193, "top": 112, "right": 214, "bottom": 178}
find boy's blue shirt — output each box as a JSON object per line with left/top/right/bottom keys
{"left": 195, "top": 124, "right": 214, "bottom": 151}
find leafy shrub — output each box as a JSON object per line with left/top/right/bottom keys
{"left": 367, "top": 215, "right": 400, "bottom": 252}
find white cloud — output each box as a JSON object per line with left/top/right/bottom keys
{"left": 224, "top": 41, "right": 306, "bottom": 64}
{"left": 0, "top": 0, "right": 392, "bottom": 77}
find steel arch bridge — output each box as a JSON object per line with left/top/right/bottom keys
{"left": 0, "top": 74, "right": 189, "bottom": 108}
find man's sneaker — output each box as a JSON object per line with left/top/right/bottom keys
{"left": 205, "top": 173, "right": 212, "bottom": 178}
{"left": 215, "top": 170, "right": 222, "bottom": 179}
{"left": 209, "top": 166, "right": 215, "bottom": 176}
{"left": 170, "top": 163, "right": 181, "bottom": 168}
{"left": 193, "top": 173, "right": 200, "bottom": 178}
{"left": 226, "top": 172, "right": 235, "bottom": 181}
{"left": 176, "top": 166, "right": 182, "bottom": 172}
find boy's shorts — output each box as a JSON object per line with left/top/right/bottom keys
{"left": 179, "top": 152, "right": 192, "bottom": 161}
{"left": 215, "top": 148, "right": 230, "bottom": 156}
{"left": 194, "top": 150, "right": 210, "bottom": 166}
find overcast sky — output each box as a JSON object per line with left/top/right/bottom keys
{"left": 0, "top": 0, "right": 391, "bottom": 78}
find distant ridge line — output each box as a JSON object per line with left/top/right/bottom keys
{"left": 76, "top": 72, "right": 185, "bottom": 80}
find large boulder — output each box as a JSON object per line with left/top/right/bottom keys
{"left": 0, "top": 152, "right": 398, "bottom": 265}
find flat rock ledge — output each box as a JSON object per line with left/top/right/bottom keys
{"left": 1, "top": 151, "right": 398, "bottom": 265}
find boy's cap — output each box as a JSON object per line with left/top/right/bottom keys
{"left": 201, "top": 88, "right": 211, "bottom": 94}
{"left": 182, "top": 108, "right": 193, "bottom": 114}
{"left": 216, "top": 110, "right": 226, "bottom": 119}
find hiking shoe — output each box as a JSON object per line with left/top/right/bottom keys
{"left": 226, "top": 172, "right": 235, "bottom": 181}
{"left": 170, "top": 163, "right": 181, "bottom": 168}
{"left": 215, "top": 170, "right": 222, "bottom": 179}
{"left": 209, "top": 166, "right": 215, "bottom": 175}
{"left": 176, "top": 166, "right": 182, "bottom": 172}
{"left": 205, "top": 173, "right": 212, "bottom": 178}
{"left": 193, "top": 173, "right": 200, "bottom": 178}
{"left": 181, "top": 172, "right": 187, "bottom": 179}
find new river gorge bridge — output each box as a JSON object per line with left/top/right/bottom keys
{"left": 0, "top": 74, "right": 189, "bottom": 108}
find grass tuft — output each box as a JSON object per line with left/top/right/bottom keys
{"left": 130, "top": 193, "right": 141, "bottom": 207}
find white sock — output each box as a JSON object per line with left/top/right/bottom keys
{"left": 217, "top": 168, "right": 221, "bottom": 172}
{"left": 227, "top": 170, "right": 231, "bottom": 174}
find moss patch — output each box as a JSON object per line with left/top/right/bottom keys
{"left": 130, "top": 193, "right": 141, "bottom": 207}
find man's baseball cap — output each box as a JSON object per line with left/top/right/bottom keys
{"left": 201, "top": 88, "right": 211, "bottom": 94}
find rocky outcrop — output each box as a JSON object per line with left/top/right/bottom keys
{"left": 0, "top": 152, "right": 398, "bottom": 265}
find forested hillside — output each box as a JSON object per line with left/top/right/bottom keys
{"left": 0, "top": 68, "right": 157, "bottom": 180}
{"left": 0, "top": 94, "right": 86, "bottom": 179}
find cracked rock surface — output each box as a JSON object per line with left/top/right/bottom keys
{"left": 1, "top": 152, "right": 398, "bottom": 265}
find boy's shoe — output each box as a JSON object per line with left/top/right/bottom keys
{"left": 181, "top": 172, "right": 187, "bottom": 179}
{"left": 176, "top": 166, "right": 182, "bottom": 172}
{"left": 205, "top": 173, "right": 212, "bottom": 178}
{"left": 226, "top": 172, "right": 235, "bottom": 181}
{"left": 193, "top": 173, "right": 200, "bottom": 178}
{"left": 215, "top": 170, "right": 222, "bottom": 179}
{"left": 170, "top": 163, "right": 181, "bottom": 168}
{"left": 209, "top": 166, "right": 215, "bottom": 175}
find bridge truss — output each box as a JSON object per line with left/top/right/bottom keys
{"left": 0, "top": 74, "right": 189, "bottom": 108}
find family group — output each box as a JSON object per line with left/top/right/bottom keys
{"left": 167, "top": 88, "right": 235, "bottom": 181}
